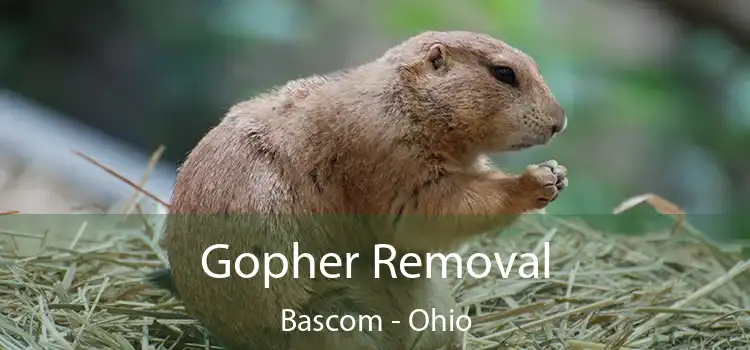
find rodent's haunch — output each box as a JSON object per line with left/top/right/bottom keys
{"left": 151, "top": 30, "right": 568, "bottom": 350}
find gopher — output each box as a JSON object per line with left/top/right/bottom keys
{"left": 149, "top": 30, "right": 568, "bottom": 350}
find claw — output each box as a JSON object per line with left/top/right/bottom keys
{"left": 541, "top": 159, "right": 558, "bottom": 168}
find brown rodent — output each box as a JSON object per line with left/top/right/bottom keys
{"left": 150, "top": 30, "right": 568, "bottom": 350}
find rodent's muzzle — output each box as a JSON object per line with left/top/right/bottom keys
{"left": 534, "top": 112, "right": 567, "bottom": 146}
{"left": 508, "top": 108, "right": 567, "bottom": 150}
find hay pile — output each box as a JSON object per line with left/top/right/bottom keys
{"left": 1, "top": 204, "right": 749, "bottom": 350}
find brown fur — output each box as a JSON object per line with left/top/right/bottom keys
{"left": 158, "top": 31, "right": 568, "bottom": 350}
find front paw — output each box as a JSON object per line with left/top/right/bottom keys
{"left": 518, "top": 159, "right": 567, "bottom": 209}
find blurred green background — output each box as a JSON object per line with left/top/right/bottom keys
{"left": 0, "top": 0, "right": 748, "bottom": 241}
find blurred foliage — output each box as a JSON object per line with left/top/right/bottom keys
{"left": 0, "top": 0, "right": 748, "bottom": 241}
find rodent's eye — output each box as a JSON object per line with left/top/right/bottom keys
{"left": 489, "top": 66, "right": 518, "bottom": 87}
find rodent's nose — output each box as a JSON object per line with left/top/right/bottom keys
{"left": 552, "top": 115, "right": 567, "bottom": 135}
{"left": 551, "top": 102, "right": 567, "bottom": 135}
{"left": 552, "top": 114, "right": 568, "bottom": 135}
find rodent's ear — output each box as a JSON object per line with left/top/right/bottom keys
{"left": 424, "top": 43, "right": 447, "bottom": 71}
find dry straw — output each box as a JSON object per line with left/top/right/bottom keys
{"left": 1, "top": 149, "right": 749, "bottom": 349}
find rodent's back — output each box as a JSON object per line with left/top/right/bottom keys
{"left": 171, "top": 67, "right": 409, "bottom": 214}
{"left": 162, "top": 69, "right": 421, "bottom": 335}
{"left": 164, "top": 109, "right": 315, "bottom": 332}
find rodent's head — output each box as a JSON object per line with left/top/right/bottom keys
{"left": 382, "top": 31, "right": 567, "bottom": 154}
